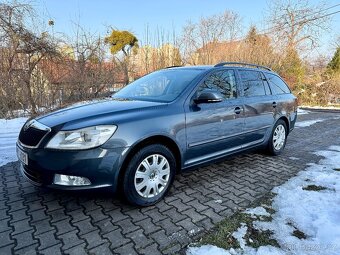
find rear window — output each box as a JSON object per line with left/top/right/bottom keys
{"left": 239, "top": 70, "right": 266, "bottom": 97}
{"left": 266, "top": 73, "right": 291, "bottom": 94}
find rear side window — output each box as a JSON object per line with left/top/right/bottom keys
{"left": 239, "top": 70, "right": 266, "bottom": 97}
{"left": 199, "top": 69, "right": 237, "bottom": 99}
{"left": 266, "top": 73, "right": 291, "bottom": 94}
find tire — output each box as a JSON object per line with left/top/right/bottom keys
{"left": 267, "top": 119, "right": 287, "bottom": 156}
{"left": 122, "top": 144, "right": 176, "bottom": 206}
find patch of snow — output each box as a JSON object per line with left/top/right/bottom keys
{"left": 245, "top": 207, "right": 270, "bottom": 217}
{"left": 188, "top": 145, "right": 340, "bottom": 255}
{"left": 187, "top": 245, "right": 232, "bottom": 255}
{"left": 232, "top": 223, "right": 247, "bottom": 249}
{"left": 299, "top": 105, "right": 340, "bottom": 110}
{"left": 289, "top": 156, "right": 299, "bottom": 160}
{"left": 257, "top": 146, "right": 340, "bottom": 255}
{"left": 295, "top": 119, "right": 324, "bottom": 127}
{"left": 215, "top": 199, "right": 223, "bottom": 204}
{"left": 0, "top": 118, "right": 28, "bottom": 167}
{"left": 297, "top": 108, "right": 311, "bottom": 115}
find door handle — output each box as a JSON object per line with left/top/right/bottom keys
{"left": 272, "top": 102, "right": 277, "bottom": 108}
{"left": 234, "top": 107, "right": 241, "bottom": 114}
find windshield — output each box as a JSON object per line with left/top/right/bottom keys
{"left": 112, "top": 69, "right": 202, "bottom": 102}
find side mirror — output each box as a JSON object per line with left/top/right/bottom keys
{"left": 194, "top": 89, "right": 223, "bottom": 104}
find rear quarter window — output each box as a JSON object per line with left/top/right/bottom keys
{"left": 266, "top": 73, "right": 291, "bottom": 94}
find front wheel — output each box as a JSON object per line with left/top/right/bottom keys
{"left": 122, "top": 144, "right": 176, "bottom": 206}
{"left": 267, "top": 120, "right": 287, "bottom": 156}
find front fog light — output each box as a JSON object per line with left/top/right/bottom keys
{"left": 54, "top": 174, "right": 91, "bottom": 186}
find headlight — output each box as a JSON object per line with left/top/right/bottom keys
{"left": 46, "top": 125, "right": 117, "bottom": 150}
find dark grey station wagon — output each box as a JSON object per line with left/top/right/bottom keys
{"left": 17, "top": 62, "right": 297, "bottom": 206}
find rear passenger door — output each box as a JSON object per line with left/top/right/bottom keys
{"left": 238, "top": 70, "right": 276, "bottom": 145}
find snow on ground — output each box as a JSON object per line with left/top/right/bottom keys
{"left": 295, "top": 119, "right": 324, "bottom": 127}
{"left": 297, "top": 108, "right": 311, "bottom": 115}
{"left": 299, "top": 105, "right": 340, "bottom": 110}
{"left": 0, "top": 118, "right": 27, "bottom": 167}
{"left": 187, "top": 245, "right": 231, "bottom": 255}
{"left": 188, "top": 145, "right": 340, "bottom": 255}
{"left": 245, "top": 207, "right": 270, "bottom": 217}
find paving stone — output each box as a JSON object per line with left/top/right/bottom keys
{"left": 182, "top": 208, "right": 206, "bottom": 223}
{"left": 64, "top": 243, "right": 87, "bottom": 255}
{"left": 95, "top": 218, "right": 119, "bottom": 235}
{"left": 176, "top": 219, "right": 201, "bottom": 234}
{"left": 0, "top": 218, "right": 11, "bottom": 233}
{"left": 115, "top": 218, "right": 139, "bottom": 234}
{"left": 59, "top": 230, "right": 84, "bottom": 251}
{"left": 36, "top": 230, "right": 60, "bottom": 250}
{"left": 201, "top": 208, "right": 224, "bottom": 224}
{"left": 86, "top": 208, "right": 109, "bottom": 223}
{"left": 15, "top": 244, "right": 38, "bottom": 255}
{"left": 0, "top": 244, "right": 14, "bottom": 255}
{"left": 73, "top": 218, "right": 98, "bottom": 236}
{"left": 107, "top": 208, "right": 129, "bottom": 223}
{"left": 104, "top": 229, "right": 130, "bottom": 249}
{"left": 139, "top": 243, "right": 162, "bottom": 255}
{"left": 126, "top": 228, "right": 153, "bottom": 250}
{"left": 0, "top": 230, "right": 14, "bottom": 247}
{"left": 162, "top": 207, "right": 187, "bottom": 223}
{"left": 67, "top": 209, "right": 89, "bottom": 223}
{"left": 114, "top": 242, "right": 138, "bottom": 255}
{"left": 13, "top": 230, "right": 37, "bottom": 250}
{"left": 40, "top": 244, "right": 63, "bottom": 255}
{"left": 89, "top": 242, "right": 114, "bottom": 255}
{"left": 150, "top": 230, "right": 172, "bottom": 250}
{"left": 33, "top": 218, "right": 55, "bottom": 235}
{"left": 81, "top": 230, "right": 106, "bottom": 249}
{"left": 142, "top": 208, "right": 166, "bottom": 223}
{"left": 167, "top": 198, "right": 191, "bottom": 212}
{"left": 53, "top": 218, "right": 76, "bottom": 235}
{"left": 134, "top": 217, "right": 162, "bottom": 235}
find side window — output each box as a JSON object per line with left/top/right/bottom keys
{"left": 239, "top": 70, "right": 266, "bottom": 97}
{"left": 199, "top": 70, "right": 237, "bottom": 99}
{"left": 266, "top": 73, "right": 291, "bottom": 95}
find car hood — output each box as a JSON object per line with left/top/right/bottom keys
{"left": 37, "top": 98, "right": 167, "bottom": 129}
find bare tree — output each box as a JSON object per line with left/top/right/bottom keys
{"left": 180, "top": 10, "right": 242, "bottom": 65}
{"left": 0, "top": 2, "right": 58, "bottom": 116}
{"left": 267, "top": 0, "right": 331, "bottom": 52}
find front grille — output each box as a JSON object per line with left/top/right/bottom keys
{"left": 19, "top": 127, "right": 48, "bottom": 147}
{"left": 22, "top": 165, "right": 43, "bottom": 185}
{"left": 18, "top": 120, "right": 50, "bottom": 147}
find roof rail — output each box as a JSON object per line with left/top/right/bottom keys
{"left": 165, "top": 65, "right": 182, "bottom": 69}
{"left": 214, "top": 62, "right": 272, "bottom": 71}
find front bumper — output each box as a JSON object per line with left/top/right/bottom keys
{"left": 17, "top": 142, "right": 128, "bottom": 191}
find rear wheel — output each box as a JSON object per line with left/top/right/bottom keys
{"left": 122, "top": 144, "right": 176, "bottom": 206}
{"left": 267, "top": 120, "right": 287, "bottom": 156}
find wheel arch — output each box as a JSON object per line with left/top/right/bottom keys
{"left": 277, "top": 115, "right": 290, "bottom": 134}
{"left": 116, "top": 135, "right": 182, "bottom": 191}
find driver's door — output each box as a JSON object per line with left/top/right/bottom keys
{"left": 184, "top": 69, "right": 245, "bottom": 166}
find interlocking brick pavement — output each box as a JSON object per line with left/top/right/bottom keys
{"left": 0, "top": 110, "right": 339, "bottom": 254}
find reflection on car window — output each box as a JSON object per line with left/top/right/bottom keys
{"left": 239, "top": 70, "right": 266, "bottom": 97}
{"left": 266, "top": 73, "right": 291, "bottom": 94}
{"left": 199, "top": 70, "right": 237, "bottom": 99}
{"left": 113, "top": 69, "right": 202, "bottom": 102}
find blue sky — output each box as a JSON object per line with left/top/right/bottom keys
{"left": 34, "top": 0, "right": 340, "bottom": 58}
